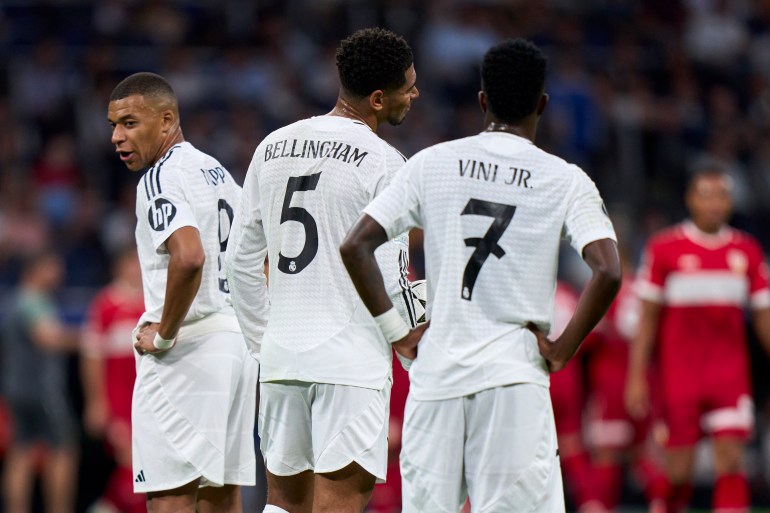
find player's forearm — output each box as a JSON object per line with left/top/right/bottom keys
{"left": 158, "top": 252, "right": 203, "bottom": 339}
{"left": 80, "top": 355, "right": 106, "bottom": 405}
{"left": 555, "top": 257, "right": 621, "bottom": 361}
{"left": 628, "top": 301, "right": 660, "bottom": 378}
{"left": 340, "top": 216, "right": 393, "bottom": 316}
{"left": 753, "top": 307, "right": 770, "bottom": 358}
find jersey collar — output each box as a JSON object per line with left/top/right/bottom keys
{"left": 681, "top": 220, "right": 733, "bottom": 248}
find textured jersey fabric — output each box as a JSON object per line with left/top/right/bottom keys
{"left": 364, "top": 131, "right": 616, "bottom": 400}
{"left": 226, "top": 115, "right": 412, "bottom": 390}
{"left": 134, "top": 142, "right": 242, "bottom": 326}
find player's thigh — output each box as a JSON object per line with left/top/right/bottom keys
{"left": 464, "top": 383, "right": 565, "bottom": 513}
{"left": 259, "top": 381, "right": 313, "bottom": 476}
{"left": 313, "top": 461, "right": 376, "bottom": 513}
{"left": 310, "top": 382, "right": 390, "bottom": 482}
{"left": 400, "top": 395, "right": 467, "bottom": 513}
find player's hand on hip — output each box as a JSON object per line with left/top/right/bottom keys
{"left": 392, "top": 321, "right": 430, "bottom": 361}
{"left": 527, "top": 322, "right": 568, "bottom": 373}
{"left": 624, "top": 373, "right": 650, "bottom": 420}
{"left": 133, "top": 322, "right": 175, "bottom": 355}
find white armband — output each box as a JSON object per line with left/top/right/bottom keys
{"left": 153, "top": 333, "right": 176, "bottom": 351}
{"left": 374, "top": 307, "right": 410, "bottom": 344}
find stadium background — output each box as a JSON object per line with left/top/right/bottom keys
{"left": 1, "top": 0, "right": 770, "bottom": 511}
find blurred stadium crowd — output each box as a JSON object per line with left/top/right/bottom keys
{"left": 1, "top": 0, "right": 770, "bottom": 511}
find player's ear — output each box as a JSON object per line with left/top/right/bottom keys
{"left": 478, "top": 91, "right": 487, "bottom": 114}
{"left": 369, "top": 90, "right": 385, "bottom": 113}
{"left": 536, "top": 93, "right": 548, "bottom": 117}
{"left": 160, "top": 109, "right": 176, "bottom": 133}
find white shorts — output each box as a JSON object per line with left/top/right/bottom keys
{"left": 259, "top": 380, "right": 391, "bottom": 482}
{"left": 401, "top": 383, "right": 565, "bottom": 513}
{"left": 132, "top": 331, "right": 258, "bottom": 493}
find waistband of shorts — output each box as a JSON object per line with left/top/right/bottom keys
{"left": 178, "top": 307, "right": 241, "bottom": 340}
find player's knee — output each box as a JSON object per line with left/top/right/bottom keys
{"left": 713, "top": 439, "right": 745, "bottom": 475}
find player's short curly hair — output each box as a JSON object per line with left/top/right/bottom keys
{"left": 110, "top": 72, "right": 177, "bottom": 103}
{"left": 481, "top": 39, "right": 547, "bottom": 124}
{"left": 336, "top": 28, "right": 413, "bottom": 97}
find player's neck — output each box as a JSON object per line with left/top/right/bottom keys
{"left": 329, "top": 97, "right": 377, "bottom": 132}
{"left": 152, "top": 129, "right": 184, "bottom": 166}
{"left": 482, "top": 117, "right": 536, "bottom": 142}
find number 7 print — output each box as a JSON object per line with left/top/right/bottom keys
{"left": 460, "top": 199, "right": 516, "bottom": 301}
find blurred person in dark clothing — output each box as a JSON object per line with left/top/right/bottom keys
{"left": 1, "top": 249, "right": 80, "bottom": 513}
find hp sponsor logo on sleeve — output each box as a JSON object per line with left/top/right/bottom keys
{"left": 148, "top": 198, "right": 177, "bottom": 231}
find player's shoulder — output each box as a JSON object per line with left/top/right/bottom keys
{"left": 729, "top": 227, "right": 762, "bottom": 248}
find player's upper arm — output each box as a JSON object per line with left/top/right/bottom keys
{"left": 363, "top": 150, "right": 426, "bottom": 240}
{"left": 747, "top": 239, "right": 770, "bottom": 310}
{"left": 166, "top": 226, "right": 205, "bottom": 271}
{"left": 562, "top": 167, "right": 616, "bottom": 257}
{"left": 141, "top": 165, "right": 199, "bottom": 255}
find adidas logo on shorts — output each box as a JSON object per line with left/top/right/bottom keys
{"left": 135, "top": 470, "right": 146, "bottom": 483}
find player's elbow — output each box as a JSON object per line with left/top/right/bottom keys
{"left": 595, "top": 260, "right": 622, "bottom": 296}
{"left": 339, "top": 237, "right": 362, "bottom": 270}
{"left": 175, "top": 247, "right": 206, "bottom": 274}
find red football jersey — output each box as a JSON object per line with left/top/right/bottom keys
{"left": 82, "top": 284, "right": 144, "bottom": 423}
{"left": 637, "top": 221, "right": 769, "bottom": 358}
{"left": 636, "top": 221, "right": 769, "bottom": 442}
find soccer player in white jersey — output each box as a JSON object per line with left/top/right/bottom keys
{"left": 107, "top": 72, "right": 258, "bottom": 513}
{"left": 225, "top": 28, "right": 420, "bottom": 513}
{"left": 341, "top": 39, "right": 622, "bottom": 512}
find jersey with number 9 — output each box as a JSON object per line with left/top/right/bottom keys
{"left": 135, "top": 142, "right": 241, "bottom": 326}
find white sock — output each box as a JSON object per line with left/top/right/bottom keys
{"left": 263, "top": 506, "right": 290, "bottom": 513}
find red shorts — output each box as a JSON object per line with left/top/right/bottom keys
{"left": 550, "top": 357, "right": 584, "bottom": 437}
{"left": 660, "top": 349, "right": 753, "bottom": 447}
{"left": 585, "top": 342, "right": 650, "bottom": 449}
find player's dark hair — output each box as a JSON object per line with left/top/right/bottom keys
{"left": 109, "top": 72, "right": 177, "bottom": 103}
{"left": 687, "top": 165, "right": 729, "bottom": 193}
{"left": 335, "top": 28, "right": 413, "bottom": 97}
{"left": 481, "top": 39, "right": 547, "bottom": 124}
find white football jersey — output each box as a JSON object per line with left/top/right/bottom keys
{"left": 226, "top": 116, "right": 412, "bottom": 390}
{"left": 135, "top": 142, "right": 242, "bottom": 326}
{"left": 365, "top": 131, "right": 616, "bottom": 400}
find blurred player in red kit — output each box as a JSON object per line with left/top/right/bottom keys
{"left": 583, "top": 247, "right": 667, "bottom": 512}
{"left": 549, "top": 282, "right": 599, "bottom": 512}
{"left": 81, "top": 247, "right": 145, "bottom": 513}
{"left": 626, "top": 168, "right": 770, "bottom": 513}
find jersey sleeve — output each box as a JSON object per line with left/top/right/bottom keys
{"left": 747, "top": 239, "right": 770, "bottom": 310}
{"left": 636, "top": 240, "right": 666, "bottom": 304}
{"left": 562, "top": 167, "right": 616, "bottom": 257}
{"left": 141, "top": 165, "right": 199, "bottom": 254}
{"left": 363, "top": 149, "right": 425, "bottom": 239}
{"left": 224, "top": 156, "right": 269, "bottom": 360}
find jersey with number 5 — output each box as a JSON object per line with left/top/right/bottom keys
{"left": 364, "top": 131, "right": 616, "bottom": 400}
{"left": 135, "top": 142, "right": 240, "bottom": 326}
{"left": 226, "top": 116, "right": 412, "bottom": 390}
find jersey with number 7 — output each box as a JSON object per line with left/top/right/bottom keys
{"left": 226, "top": 116, "right": 414, "bottom": 391}
{"left": 364, "top": 131, "right": 616, "bottom": 401}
